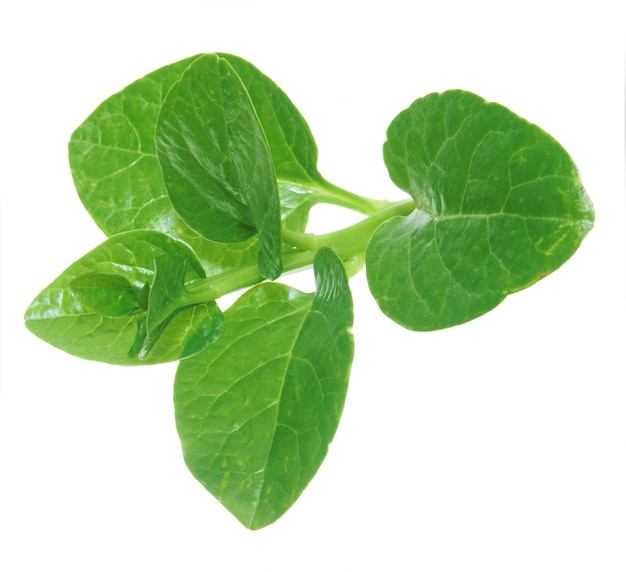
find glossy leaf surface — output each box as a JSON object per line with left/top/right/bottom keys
{"left": 174, "top": 248, "right": 354, "bottom": 529}
{"left": 218, "top": 53, "right": 335, "bottom": 231}
{"left": 69, "top": 58, "right": 198, "bottom": 239}
{"left": 68, "top": 52, "right": 336, "bottom": 274}
{"left": 219, "top": 53, "right": 323, "bottom": 185}
{"left": 156, "top": 54, "right": 282, "bottom": 279}
{"left": 26, "top": 49, "right": 597, "bottom": 533}
{"left": 367, "top": 90, "right": 595, "bottom": 330}
{"left": 68, "top": 55, "right": 263, "bottom": 277}
{"left": 70, "top": 273, "right": 141, "bottom": 317}
{"left": 25, "top": 231, "right": 224, "bottom": 365}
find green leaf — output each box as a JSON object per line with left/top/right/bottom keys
{"left": 218, "top": 53, "right": 336, "bottom": 231}
{"left": 139, "top": 255, "right": 194, "bottom": 359}
{"left": 156, "top": 53, "right": 282, "bottom": 279}
{"left": 218, "top": 53, "right": 322, "bottom": 186}
{"left": 25, "top": 231, "right": 224, "bottom": 365}
{"left": 367, "top": 90, "right": 595, "bottom": 330}
{"left": 69, "top": 52, "right": 340, "bottom": 264}
{"left": 68, "top": 54, "right": 262, "bottom": 276}
{"left": 146, "top": 256, "right": 188, "bottom": 332}
{"left": 70, "top": 273, "right": 141, "bottom": 317}
{"left": 174, "top": 248, "right": 354, "bottom": 529}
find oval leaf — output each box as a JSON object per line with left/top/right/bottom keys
{"left": 219, "top": 53, "right": 324, "bottom": 182}
{"left": 367, "top": 90, "right": 595, "bottom": 330}
{"left": 69, "top": 56, "right": 200, "bottom": 243}
{"left": 174, "top": 248, "right": 354, "bottom": 529}
{"left": 25, "top": 231, "right": 224, "bottom": 365}
{"left": 68, "top": 54, "right": 262, "bottom": 276}
{"left": 156, "top": 54, "right": 282, "bottom": 279}
{"left": 218, "top": 53, "right": 340, "bottom": 231}
{"left": 68, "top": 52, "right": 336, "bottom": 266}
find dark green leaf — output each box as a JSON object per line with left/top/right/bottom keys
{"left": 156, "top": 54, "right": 282, "bottom": 279}
{"left": 174, "top": 248, "right": 354, "bottom": 529}
{"left": 146, "top": 256, "right": 188, "bottom": 332}
{"left": 69, "top": 52, "right": 338, "bottom": 263}
{"left": 219, "top": 53, "right": 334, "bottom": 231}
{"left": 68, "top": 54, "right": 261, "bottom": 276}
{"left": 139, "top": 255, "right": 191, "bottom": 359}
{"left": 219, "top": 53, "right": 321, "bottom": 184}
{"left": 25, "top": 231, "right": 224, "bottom": 365}
{"left": 367, "top": 90, "right": 595, "bottom": 331}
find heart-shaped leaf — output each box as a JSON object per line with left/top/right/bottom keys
{"left": 366, "top": 90, "right": 595, "bottom": 330}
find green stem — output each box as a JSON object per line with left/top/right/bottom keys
{"left": 185, "top": 199, "right": 414, "bottom": 303}
{"left": 279, "top": 178, "right": 390, "bottom": 216}
{"left": 315, "top": 179, "right": 391, "bottom": 214}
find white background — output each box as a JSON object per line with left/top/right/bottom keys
{"left": 1, "top": 1, "right": 624, "bottom": 570}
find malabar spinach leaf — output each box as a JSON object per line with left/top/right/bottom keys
{"left": 68, "top": 55, "right": 264, "bottom": 277}
{"left": 25, "top": 231, "right": 224, "bottom": 365}
{"left": 218, "top": 53, "right": 332, "bottom": 229}
{"left": 156, "top": 54, "right": 282, "bottom": 279}
{"left": 69, "top": 57, "right": 202, "bottom": 243}
{"left": 138, "top": 255, "right": 194, "bottom": 359}
{"left": 218, "top": 53, "right": 322, "bottom": 187}
{"left": 174, "top": 248, "right": 354, "bottom": 529}
{"left": 26, "top": 53, "right": 595, "bottom": 531}
{"left": 146, "top": 256, "right": 189, "bottom": 333}
{"left": 366, "top": 90, "right": 595, "bottom": 331}
{"left": 70, "top": 272, "right": 141, "bottom": 317}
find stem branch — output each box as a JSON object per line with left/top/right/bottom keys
{"left": 185, "top": 199, "right": 414, "bottom": 303}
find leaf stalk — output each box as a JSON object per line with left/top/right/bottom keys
{"left": 184, "top": 199, "right": 414, "bottom": 303}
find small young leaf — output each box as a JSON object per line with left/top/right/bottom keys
{"left": 70, "top": 273, "right": 141, "bottom": 317}
{"left": 367, "top": 90, "right": 595, "bottom": 331}
{"left": 174, "top": 248, "right": 354, "bottom": 529}
{"left": 156, "top": 54, "right": 282, "bottom": 279}
{"left": 140, "top": 256, "right": 192, "bottom": 359}
{"left": 25, "top": 231, "right": 224, "bottom": 365}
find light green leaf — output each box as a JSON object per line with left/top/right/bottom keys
{"left": 367, "top": 90, "right": 595, "bottom": 330}
{"left": 156, "top": 53, "right": 282, "bottom": 279}
{"left": 70, "top": 273, "right": 141, "bottom": 317}
{"left": 174, "top": 248, "right": 354, "bottom": 529}
{"left": 69, "top": 57, "right": 199, "bottom": 241}
{"left": 25, "top": 231, "right": 224, "bottom": 365}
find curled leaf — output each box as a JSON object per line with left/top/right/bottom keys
{"left": 156, "top": 54, "right": 282, "bottom": 279}
{"left": 25, "top": 231, "right": 224, "bottom": 365}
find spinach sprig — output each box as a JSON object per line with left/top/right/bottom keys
{"left": 24, "top": 53, "right": 594, "bottom": 529}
